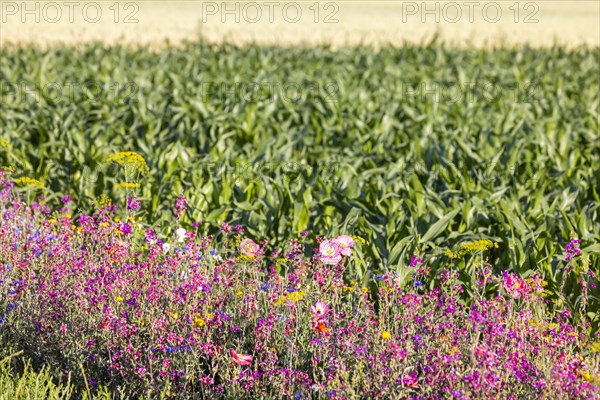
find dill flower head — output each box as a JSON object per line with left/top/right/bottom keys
{"left": 116, "top": 182, "right": 141, "bottom": 190}
{"left": 14, "top": 177, "right": 45, "bottom": 189}
{"left": 95, "top": 194, "right": 113, "bottom": 208}
{"left": 106, "top": 151, "right": 149, "bottom": 175}
{"left": 445, "top": 240, "right": 499, "bottom": 258}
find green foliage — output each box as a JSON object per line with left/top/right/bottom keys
{"left": 0, "top": 41, "right": 598, "bottom": 275}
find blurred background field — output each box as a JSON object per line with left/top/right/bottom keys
{"left": 1, "top": 1, "right": 599, "bottom": 48}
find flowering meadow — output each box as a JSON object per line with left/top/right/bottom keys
{"left": 1, "top": 168, "right": 599, "bottom": 399}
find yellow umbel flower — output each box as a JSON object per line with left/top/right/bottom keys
{"left": 116, "top": 182, "right": 141, "bottom": 190}
{"left": 445, "top": 240, "right": 499, "bottom": 259}
{"left": 352, "top": 235, "right": 367, "bottom": 245}
{"left": 95, "top": 194, "right": 112, "bottom": 209}
{"left": 381, "top": 331, "right": 391, "bottom": 339}
{"left": 106, "top": 151, "right": 149, "bottom": 174}
{"left": 115, "top": 296, "right": 124, "bottom": 302}
{"left": 14, "top": 177, "right": 45, "bottom": 189}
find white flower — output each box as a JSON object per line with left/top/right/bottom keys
{"left": 162, "top": 243, "right": 171, "bottom": 253}
{"left": 176, "top": 228, "right": 186, "bottom": 243}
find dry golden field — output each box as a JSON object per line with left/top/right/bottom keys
{"left": 1, "top": 1, "right": 599, "bottom": 48}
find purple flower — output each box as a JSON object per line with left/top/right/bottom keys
{"left": 409, "top": 254, "right": 425, "bottom": 267}
{"left": 126, "top": 197, "right": 140, "bottom": 210}
{"left": 564, "top": 239, "right": 581, "bottom": 262}
{"left": 118, "top": 223, "right": 132, "bottom": 235}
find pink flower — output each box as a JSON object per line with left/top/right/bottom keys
{"left": 310, "top": 301, "right": 330, "bottom": 318}
{"left": 503, "top": 272, "right": 530, "bottom": 299}
{"left": 332, "top": 235, "right": 355, "bottom": 256}
{"left": 240, "top": 238, "right": 260, "bottom": 257}
{"left": 230, "top": 349, "right": 253, "bottom": 366}
{"left": 318, "top": 240, "right": 342, "bottom": 265}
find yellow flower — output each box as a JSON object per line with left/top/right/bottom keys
{"left": 193, "top": 317, "right": 205, "bottom": 328}
{"left": 352, "top": 235, "right": 367, "bottom": 245}
{"left": 95, "top": 194, "right": 112, "bottom": 209}
{"left": 236, "top": 290, "right": 244, "bottom": 297}
{"left": 445, "top": 240, "right": 498, "bottom": 259}
{"left": 361, "top": 287, "right": 369, "bottom": 294}
{"left": 171, "top": 313, "right": 179, "bottom": 319}
{"left": 100, "top": 222, "right": 110, "bottom": 227}
{"left": 286, "top": 291, "right": 305, "bottom": 302}
{"left": 382, "top": 331, "right": 391, "bottom": 340}
{"left": 581, "top": 371, "right": 593, "bottom": 382}
{"left": 116, "top": 182, "right": 140, "bottom": 190}
{"left": 115, "top": 296, "right": 123, "bottom": 302}
{"left": 274, "top": 296, "right": 287, "bottom": 306}
{"left": 48, "top": 219, "right": 56, "bottom": 224}
{"left": 14, "top": 177, "right": 45, "bottom": 189}
{"left": 106, "top": 152, "right": 149, "bottom": 174}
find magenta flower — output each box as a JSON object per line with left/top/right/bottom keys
{"left": 332, "top": 235, "right": 355, "bottom": 256}
{"left": 310, "top": 301, "right": 330, "bottom": 318}
{"left": 318, "top": 240, "right": 342, "bottom": 265}
{"left": 230, "top": 349, "right": 253, "bottom": 366}
{"left": 564, "top": 239, "right": 581, "bottom": 262}
{"left": 240, "top": 238, "right": 260, "bottom": 257}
